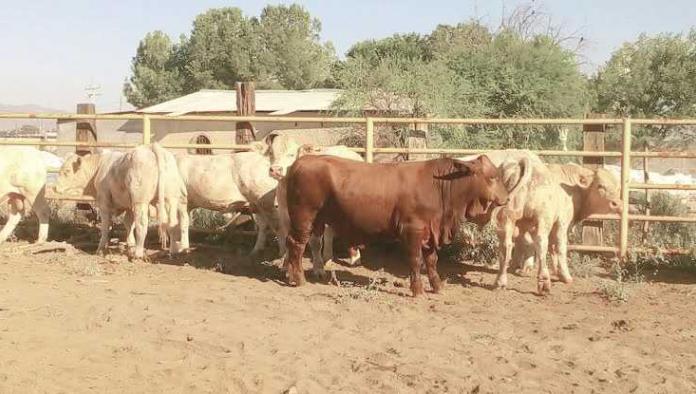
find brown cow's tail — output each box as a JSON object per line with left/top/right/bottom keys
{"left": 151, "top": 142, "right": 169, "bottom": 250}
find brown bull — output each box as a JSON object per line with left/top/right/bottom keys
{"left": 283, "top": 155, "right": 508, "bottom": 296}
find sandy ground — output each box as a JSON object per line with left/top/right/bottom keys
{"left": 0, "top": 239, "right": 696, "bottom": 394}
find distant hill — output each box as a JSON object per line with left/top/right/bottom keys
{"left": 0, "top": 104, "right": 66, "bottom": 131}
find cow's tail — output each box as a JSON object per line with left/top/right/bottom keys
{"left": 507, "top": 155, "right": 533, "bottom": 200}
{"left": 490, "top": 155, "right": 534, "bottom": 228}
{"left": 151, "top": 142, "right": 169, "bottom": 250}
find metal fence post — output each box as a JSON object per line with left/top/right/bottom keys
{"left": 142, "top": 115, "right": 151, "bottom": 145}
{"left": 619, "top": 118, "right": 632, "bottom": 259}
{"left": 365, "top": 118, "right": 374, "bottom": 163}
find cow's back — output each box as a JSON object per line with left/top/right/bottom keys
{"left": 97, "top": 147, "right": 158, "bottom": 208}
{"left": 0, "top": 147, "right": 47, "bottom": 195}
{"left": 287, "top": 155, "right": 438, "bottom": 241}
{"left": 176, "top": 154, "right": 245, "bottom": 211}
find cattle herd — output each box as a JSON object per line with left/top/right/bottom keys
{"left": 0, "top": 136, "right": 622, "bottom": 296}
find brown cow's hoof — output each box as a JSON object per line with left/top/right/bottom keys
{"left": 288, "top": 270, "right": 306, "bottom": 287}
{"left": 410, "top": 281, "right": 425, "bottom": 297}
{"left": 430, "top": 277, "right": 443, "bottom": 294}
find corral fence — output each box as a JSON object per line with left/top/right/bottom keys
{"left": 1, "top": 112, "right": 696, "bottom": 259}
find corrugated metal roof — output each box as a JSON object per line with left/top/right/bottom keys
{"left": 138, "top": 89, "right": 343, "bottom": 116}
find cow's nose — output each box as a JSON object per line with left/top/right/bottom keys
{"left": 610, "top": 200, "right": 622, "bottom": 212}
{"left": 269, "top": 166, "right": 283, "bottom": 179}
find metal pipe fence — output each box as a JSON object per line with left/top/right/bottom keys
{"left": 2, "top": 112, "right": 696, "bottom": 258}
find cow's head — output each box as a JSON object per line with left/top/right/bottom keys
{"left": 452, "top": 155, "right": 509, "bottom": 223}
{"left": 264, "top": 134, "right": 301, "bottom": 180}
{"left": 55, "top": 153, "right": 99, "bottom": 195}
{"left": 558, "top": 165, "right": 622, "bottom": 216}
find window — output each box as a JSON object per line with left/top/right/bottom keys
{"left": 193, "top": 134, "right": 212, "bottom": 155}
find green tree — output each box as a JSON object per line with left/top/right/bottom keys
{"left": 592, "top": 31, "right": 696, "bottom": 145}
{"left": 333, "top": 21, "right": 588, "bottom": 150}
{"left": 258, "top": 4, "right": 335, "bottom": 89}
{"left": 182, "top": 8, "right": 261, "bottom": 91}
{"left": 125, "top": 4, "right": 336, "bottom": 107}
{"left": 124, "top": 31, "right": 184, "bottom": 108}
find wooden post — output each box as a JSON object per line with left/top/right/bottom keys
{"left": 581, "top": 114, "right": 606, "bottom": 246}
{"left": 75, "top": 103, "right": 96, "bottom": 212}
{"left": 619, "top": 118, "right": 632, "bottom": 259}
{"left": 75, "top": 103, "right": 96, "bottom": 155}
{"left": 406, "top": 119, "right": 429, "bottom": 161}
{"left": 235, "top": 82, "right": 256, "bottom": 144}
{"left": 641, "top": 142, "right": 651, "bottom": 244}
{"left": 142, "top": 115, "right": 151, "bottom": 145}
{"left": 365, "top": 118, "right": 374, "bottom": 163}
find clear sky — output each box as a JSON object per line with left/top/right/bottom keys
{"left": 2, "top": 0, "right": 695, "bottom": 112}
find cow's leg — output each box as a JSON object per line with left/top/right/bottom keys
{"left": 0, "top": 197, "right": 23, "bottom": 243}
{"left": 495, "top": 218, "right": 515, "bottom": 289}
{"left": 533, "top": 222, "right": 552, "bottom": 295}
{"left": 553, "top": 223, "right": 572, "bottom": 284}
{"left": 166, "top": 201, "right": 181, "bottom": 255}
{"left": 178, "top": 205, "right": 190, "bottom": 252}
{"left": 402, "top": 227, "right": 426, "bottom": 297}
{"left": 133, "top": 203, "right": 149, "bottom": 260}
{"left": 309, "top": 232, "right": 326, "bottom": 278}
{"left": 321, "top": 225, "right": 334, "bottom": 264}
{"left": 423, "top": 248, "right": 442, "bottom": 294}
{"left": 96, "top": 206, "right": 112, "bottom": 256}
{"left": 284, "top": 211, "right": 315, "bottom": 287}
{"left": 26, "top": 188, "right": 50, "bottom": 244}
{"left": 347, "top": 246, "right": 361, "bottom": 266}
{"left": 123, "top": 210, "right": 136, "bottom": 253}
{"left": 250, "top": 214, "right": 268, "bottom": 256}
{"left": 33, "top": 189, "right": 51, "bottom": 243}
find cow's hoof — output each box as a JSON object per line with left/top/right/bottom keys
{"left": 559, "top": 274, "right": 573, "bottom": 285}
{"left": 537, "top": 279, "right": 551, "bottom": 295}
{"left": 494, "top": 275, "right": 508, "bottom": 289}
{"left": 430, "top": 277, "right": 443, "bottom": 294}
{"left": 410, "top": 281, "right": 425, "bottom": 297}
{"left": 287, "top": 271, "right": 306, "bottom": 287}
{"left": 311, "top": 268, "right": 328, "bottom": 280}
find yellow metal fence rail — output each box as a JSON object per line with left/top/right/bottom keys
{"left": 2, "top": 112, "right": 696, "bottom": 258}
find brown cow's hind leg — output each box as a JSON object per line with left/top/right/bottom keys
{"left": 423, "top": 248, "right": 442, "bottom": 293}
{"left": 402, "top": 228, "right": 426, "bottom": 297}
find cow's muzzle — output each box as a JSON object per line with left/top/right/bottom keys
{"left": 269, "top": 165, "right": 284, "bottom": 180}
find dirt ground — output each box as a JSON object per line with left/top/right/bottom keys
{"left": 1, "top": 239, "right": 696, "bottom": 394}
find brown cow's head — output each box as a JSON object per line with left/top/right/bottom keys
{"left": 264, "top": 133, "right": 301, "bottom": 180}
{"left": 55, "top": 153, "right": 100, "bottom": 195}
{"left": 452, "top": 155, "right": 509, "bottom": 223}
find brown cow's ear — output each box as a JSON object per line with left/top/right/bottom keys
{"left": 454, "top": 159, "right": 481, "bottom": 175}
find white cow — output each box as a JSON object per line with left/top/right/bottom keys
{"left": 266, "top": 135, "right": 363, "bottom": 276}
{"left": 459, "top": 150, "right": 622, "bottom": 294}
{"left": 55, "top": 143, "right": 186, "bottom": 259}
{"left": 175, "top": 145, "right": 282, "bottom": 255}
{"left": 0, "top": 147, "right": 50, "bottom": 243}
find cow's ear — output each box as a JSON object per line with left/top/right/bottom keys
{"left": 264, "top": 133, "right": 278, "bottom": 146}
{"left": 577, "top": 173, "right": 592, "bottom": 188}
{"left": 71, "top": 156, "right": 82, "bottom": 173}
{"left": 454, "top": 159, "right": 481, "bottom": 176}
{"left": 298, "top": 144, "right": 319, "bottom": 157}
{"left": 249, "top": 141, "right": 268, "bottom": 155}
